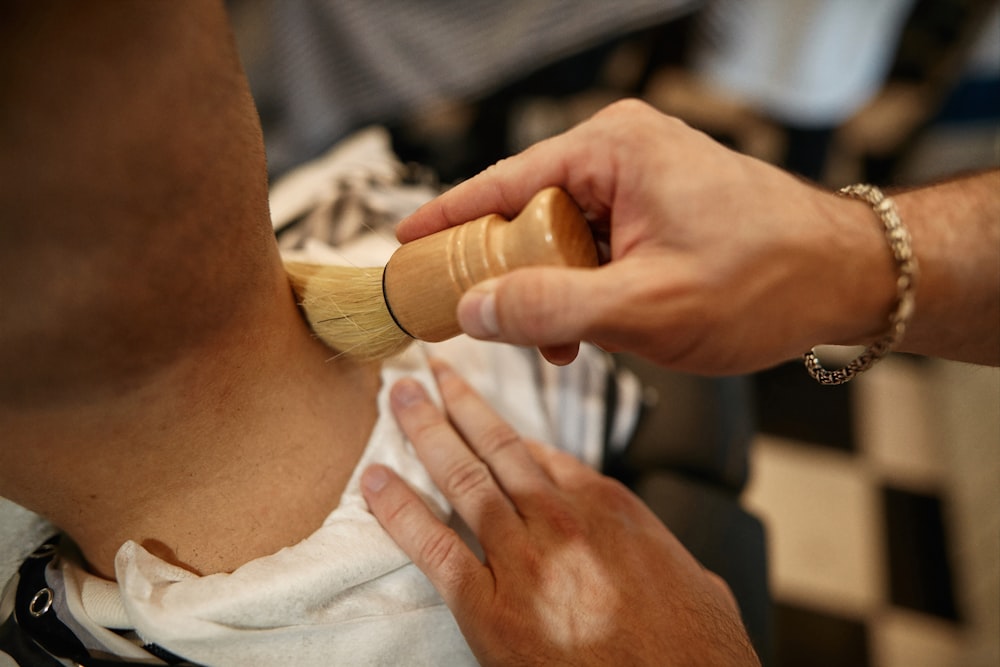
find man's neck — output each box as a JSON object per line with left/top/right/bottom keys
{"left": 0, "top": 281, "right": 381, "bottom": 579}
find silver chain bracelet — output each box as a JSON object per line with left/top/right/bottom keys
{"left": 803, "top": 184, "right": 919, "bottom": 385}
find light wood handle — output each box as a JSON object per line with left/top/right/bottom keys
{"left": 383, "top": 187, "right": 598, "bottom": 342}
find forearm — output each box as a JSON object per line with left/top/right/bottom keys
{"left": 890, "top": 170, "right": 1000, "bottom": 365}
{"left": 0, "top": 2, "right": 277, "bottom": 405}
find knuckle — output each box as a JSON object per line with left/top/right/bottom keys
{"left": 380, "top": 492, "right": 422, "bottom": 528}
{"left": 476, "top": 422, "right": 521, "bottom": 458}
{"left": 579, "top": 471, "right": 641, "bottom": 509}
{"left": 442, "top": 458, "right": 494, "bottom": 498}
{"left": 534, "top": 496, "right": 587, "bottom": 542}
{"left": 417, "top": 525, "right": 461, "bottom": 573}
{"left": 594, "top": 472, "right": 631, "bottom": 497}
{"left": 407, "top": 419, "right": 453, "bottom": 447}
{"left": 596, "top": 477, "right": 644, "bottom": 516}
{"left": 596, "top": 97, "right": 647, "bottom": 119}
{"left": 548, "top": 509, "right": 587, "bottom": 542}
{"left": 499, "top": 278, "right": 571, "bottom": 342}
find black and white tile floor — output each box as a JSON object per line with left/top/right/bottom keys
{"left": 747, "top": 356, "right": 999, "bottom": 666}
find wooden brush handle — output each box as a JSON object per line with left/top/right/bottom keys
{"left": 383, "top": 187, "right": 598, "bottom": 342}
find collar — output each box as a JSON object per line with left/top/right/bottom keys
{"left": 0, "top": 535, "right": 198, "bottom": 667}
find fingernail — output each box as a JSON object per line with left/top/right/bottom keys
{"left": 390, "top": 378, "right": 426, "bottom": 408}
{"left": 458, "top": 280, "right": 499, "bottom": 338}
{"left": 362, "top": 465, "right": 390, "bottom": 493}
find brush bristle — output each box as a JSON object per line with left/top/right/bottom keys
{"left": 284, "top": 261, "right": 412, "bottom": 361}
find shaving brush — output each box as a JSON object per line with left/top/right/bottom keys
{"left": 284, "top": 187, "right": 599, "bottom": 360}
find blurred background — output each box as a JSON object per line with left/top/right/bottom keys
{"left": 230, "top": 1, "right": 999, "bottom": 665}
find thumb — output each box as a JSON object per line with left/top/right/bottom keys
{"left": 457, "top": 266, "right": 609, "bottom": 348}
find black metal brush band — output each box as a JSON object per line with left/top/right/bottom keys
{"left": 382, "top": 267, "right": 416, "bottom": 339}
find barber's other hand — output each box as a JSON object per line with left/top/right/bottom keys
{"left": 397, "top": 99, "right": 895, "bottom": 374}
{"left": 361, "top": 360, "right": 759, "bottom": 667}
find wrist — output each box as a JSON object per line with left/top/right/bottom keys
{"left": 805, "top": 185, "right": 917, "bottom": 384}
{"left": 811, "top": 188, "right": 901, "bottom": 348}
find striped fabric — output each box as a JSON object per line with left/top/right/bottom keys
{"left": 235, "top": 0, "right": 698, "bottom": 174}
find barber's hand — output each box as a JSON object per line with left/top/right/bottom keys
{"left": 397, "top": 99, "right": 895, "bottom": 374}
{"left": 361, "top": 360, "right": 759, "bottom": 667}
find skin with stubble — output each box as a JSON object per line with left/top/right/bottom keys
{"left": 0, "top": 1, "right": 380, "bottom": 580}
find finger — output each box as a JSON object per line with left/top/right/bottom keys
{"left": 429, "top": 359, "right": 552, "bottom": 499}
{"left": 539, "top": 342, "right": 580, "bottom": 366}
{"left": 524, "top": 439, "right": 597, "bottom": 489}
{"left": 390, "top": 378, "right": 521, "bottom": 544}
{"left": 456, "top": 266, "right": 616, "bottom": 348}
{"left": 361, "top": 464, "right": 492, "bottom": 610}
{"left": 396, "top": 138, "right": 574, "bottom": 243}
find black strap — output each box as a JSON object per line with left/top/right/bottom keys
{"left": 0, "top": 611, "right": 67, "bottom": 667}
{"left": 1, "top": 535, "right": 200, "bottom": 667}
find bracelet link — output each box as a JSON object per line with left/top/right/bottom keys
{"left": 803, "top": 184, "right": 919, "bottom": 385}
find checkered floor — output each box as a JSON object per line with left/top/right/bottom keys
{"left": 746, "top": 356, "right": 1000, "bottom": 667}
